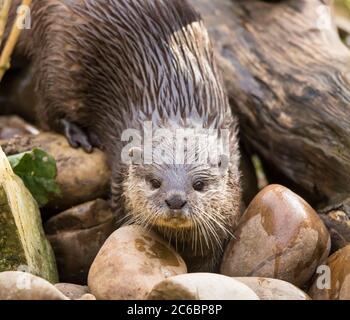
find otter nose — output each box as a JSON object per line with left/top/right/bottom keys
{"left": 165, "top": 195, "right": 187, "bottom": 210}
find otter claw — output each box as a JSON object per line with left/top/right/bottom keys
{"left": 60, "top": 119, "right": 93, "bottom": 153}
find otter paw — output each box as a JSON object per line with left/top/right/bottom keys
{"left": 60, "top": 119, "right": 93, "bottom": 153}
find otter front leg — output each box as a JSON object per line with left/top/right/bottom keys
{"left": 59, "top": 119, "right": 93, "bottom": 153}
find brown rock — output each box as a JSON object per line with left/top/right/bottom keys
{"left": 235, "top": 277, "right": 310, "bottom": 300}
{"left": 1, "top": 132, "right": 110, "bottom": 210}
{"left": 309, "top": 245, "right": 350, "bottom": 300}
{"left": 221, "top": 185, "right": 331, "bottom": 288}
{"left": 54, "top": 283, "right": 89, "bottom": 300}
{"left": 88, "top": 225, "right": 187, "bottom": 300}
{"left": 45, "top": 199, "right": 116, "bottom": 284}
{"left": 0, "top": 116, "right": 39, "bottom": 140}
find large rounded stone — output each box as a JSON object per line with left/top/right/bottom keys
{"left": 0, "top": 116, "right": 39, "bottom": 140}
{"left": 0, "top": 272, "right": 68, "bottom": 300}
{"left": 148, "top": 273, "right": 260, "bottom": 300}
{"left": 1, "top": 133, "right": 110, "bottom": 210}
{"left": 45, "top": 199, "right": 116, "bottom": 284}
{"left": 221, "top": 185, "right": 330, "bottom": 287}
{"left": 88, "top": 226, "right": 187, "bottom": 300}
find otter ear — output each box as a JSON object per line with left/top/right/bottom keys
{"left": 128, "top": 147, "right": 143, "bottom": 165}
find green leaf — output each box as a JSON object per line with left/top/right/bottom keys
{"left": 7, "top": 148, "right": 61, "bottom": 207}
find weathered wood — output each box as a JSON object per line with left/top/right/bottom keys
{"left": 319, "top": 200, "right": 350, "bottom": 252}
{"left": 189, "top": 0, "right": 350, "bottom": 248}
{"left": 190, "top": 0, "right": 350, "bottom": 206}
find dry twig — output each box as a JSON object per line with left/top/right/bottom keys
{"left": 0, "top": 0, "right": 12, "bottom": 47}
{"left": 0, "top": 0, "right": 32, "bottom": 81}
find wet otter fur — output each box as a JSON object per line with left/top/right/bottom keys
{"left": 6, "top": 0, "right": 241, "bottom": 271}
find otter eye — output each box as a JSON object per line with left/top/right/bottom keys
{"left": 193, "top": 181, "right": 205, "bottom": 192}
{"left": 150, "top": 179, "right": 162, "bottom": 189}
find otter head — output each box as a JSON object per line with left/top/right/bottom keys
{"left": 122, "top": 128, "right": 241, "bottom": 253}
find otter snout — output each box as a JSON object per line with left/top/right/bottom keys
{"left": 165, "top": 194, "right": 187, "bottom": 210}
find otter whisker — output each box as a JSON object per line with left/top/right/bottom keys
{"left": 196, "top": 214, "right": 221, "bottom": 252}
{"left": 196, "top": 206, "right": 234, "bottom": 239}
{"left": 195, "top": 216, "right": 210, "bottom": 256}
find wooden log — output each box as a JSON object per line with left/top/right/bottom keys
{"left": 319, "top": 200, "right": 350, "bottom": 252}
{"left": 189, "top": 0, "right": 350, "bottom": 247}
{"left": 189, "top": 0, "right": 350, "bottom": 203}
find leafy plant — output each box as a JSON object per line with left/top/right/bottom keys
{"left": 7, "top": 148, "right": 61, "bottom": 207}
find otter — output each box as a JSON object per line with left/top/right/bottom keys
{"left": 5, "top": 0, "right": 241, "bottom": 271}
